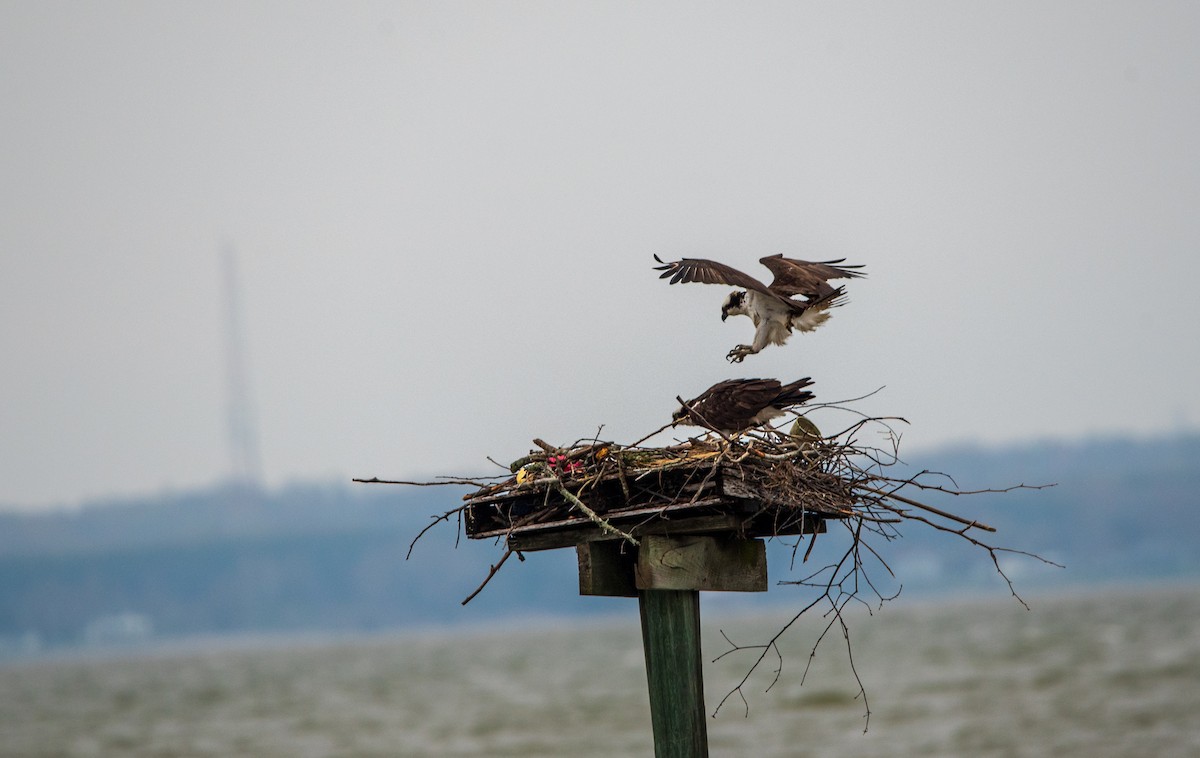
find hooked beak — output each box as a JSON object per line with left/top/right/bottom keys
{"left": 672, "top": 396, "right": 687, "bottom": 425}
{"left": 720, "top": 310, "right": 728, "bottom": 322}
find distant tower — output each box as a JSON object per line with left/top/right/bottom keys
{"left": 222, "top": 245, "right": 263, "bottom": 488}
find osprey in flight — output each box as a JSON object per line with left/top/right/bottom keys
{"left": 653, "top": 254, "right": 865, "bottom": 362}
{"left": 672, "top": 377, "right": 815, "bottom": 434}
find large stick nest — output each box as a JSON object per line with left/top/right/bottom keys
{"left": 459, "top": 416, "right": 1001, "bottom": 549}
{"left": 356, "top": 411, "right": 1056, "bottom": 608}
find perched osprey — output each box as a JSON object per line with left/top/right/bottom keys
{"left": 653, "top": 254, "right": 865, "bottom": 362}
{"left": 672, "top": 378, "right": 815, "bottom": 434}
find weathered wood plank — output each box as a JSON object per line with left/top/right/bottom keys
{"left": 577, "top": 541, "right": 638, "bottom": 597}
{"left": 469, "top": 496, "right": 731, "bottom": 542}
{"left": 507, "top": 511, "right": 825, "bottom": 552}
{"left": 635, "top": 535, "right": 767, "bottom": 593}
{"left": 639, "top": 589, "right": 708, "bottom": 757}
{"left": 509, "top": 512, "right": 745, "bottom": 552}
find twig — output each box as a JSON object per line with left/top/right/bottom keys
{"left": 548, "top": 477, "right": 639, "bottom": 547}
{"left": 461, "top": 548, "right": 514, "bottom": 605}
{"left": 859, "top": 486, "right": 998, "bottom": 533}
{"left": 407, "top": 505, "right": 469, "bottom": 560}
{"left": 354, "top": 476, "right": 497, "bottom": 487}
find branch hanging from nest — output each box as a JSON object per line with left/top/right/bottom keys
{"left": 712, "top": 517, "right": 883, "bottom": 728}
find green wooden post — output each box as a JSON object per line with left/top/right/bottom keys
{"left": 579, "top": 535, "right": 768, "bottom": 757}
{"left": 639, "top": 589, "right": 708, "bottom": 758}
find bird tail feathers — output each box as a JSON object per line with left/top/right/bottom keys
{"left": 792, "top": 286, "right": 845, "bottom": 332}
{"left": 811, "top": 285, "right": 848, "bottom": 309}
{"left": 776, "top": 378, "right": 816, "bottom": 407}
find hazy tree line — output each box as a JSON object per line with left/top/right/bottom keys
{"left": 1, "top": 434, "right": 1197, "bottom": 650}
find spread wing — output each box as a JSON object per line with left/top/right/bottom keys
{"left": 652, "top": 255, "right": 774, "bottom": 298}
{"left": 758, "top": 255, "right": 866, "bottom": 300}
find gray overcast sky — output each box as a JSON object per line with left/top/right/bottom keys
{"left": 2, "top": 2, "right": 1198, "bottom": 509}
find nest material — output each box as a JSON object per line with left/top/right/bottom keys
{"left": 356, "top": 412, "right": 1053, "bottom": 617}
{"left": 462, "top": 430, "right": 913, "bottom": 551}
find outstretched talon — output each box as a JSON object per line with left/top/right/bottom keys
{"left": 726, "top": 345, "right": 753, "bottom": 363}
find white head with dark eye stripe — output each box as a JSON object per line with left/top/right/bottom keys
{"left": 720, "top": 290, "right": 747, "bottom": 322}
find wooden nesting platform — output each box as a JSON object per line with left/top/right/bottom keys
{"left": 464, "top": 458, "right": 854, "bottom": 553}
{"left": 458, "top": 449, "right": 865, "bottom": 754}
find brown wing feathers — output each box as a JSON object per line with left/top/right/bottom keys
{"left": 653, "top": 253, "right": 864, "bottom": 303}
{"left": 652, "top": 255, "right": 774, "bottom": 296}
{"left": 773, "top": 377, "right": 816, "bottom": 407}
{"left": 679, "top": 378, "right": 815, "bottom": 432}
{"left": 756, "top": 254, "right": 866, "bottom": 300}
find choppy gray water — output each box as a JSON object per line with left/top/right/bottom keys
{"left": 2, "top": 584, "right": 1197, "bottom": 757}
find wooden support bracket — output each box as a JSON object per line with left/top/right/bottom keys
{"left": 578, "top": 540, "right": 639, "bottom": 597}
{"left": 578, "top": 535, "right": 767, "bottom": 596}
{"left": 636, "top": 534, "right": 767, "bottom": 592}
